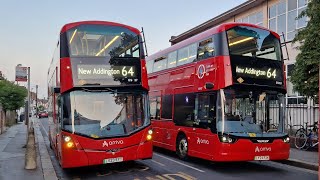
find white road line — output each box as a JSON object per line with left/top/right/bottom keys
{"left": 154, "top": 153, "right": 205, "bottom": 173}
{"left": 151, "top": 159, "right": 165, "bottom": 167}
{"left": 39, "top": 119, "right": 49, "bottom": 137}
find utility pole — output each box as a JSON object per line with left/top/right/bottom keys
{"left": 35, "top": 85, "right": 38, "bottom": 116}
{"left": 27, "top": 67, "right": 30, "bottom": 131}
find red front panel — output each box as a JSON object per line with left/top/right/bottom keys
{"left": 59, "top": 127, "right": 152, "bottom": 168}
{"left": 152, "top": 121, "right": 289, "bottom": 162}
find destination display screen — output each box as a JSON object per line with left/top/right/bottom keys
{"left": 77, "top": 65, "right": 137, "bottom": 80}
{"left": 230, "top": 56, "right": 284, "bottom": 88}
{"left": 70, "top": 57, "right": 142, "bottom": 86}
{"left": 235, "top": 66, "right": 279, "bottom": 80}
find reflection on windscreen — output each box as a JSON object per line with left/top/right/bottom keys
{"left": 227, "top": 26, "right": 281, "bottom": 61}
{"left": 67, "top": 25, "right": 140, "bottom": 57}
{"left": 62, "top": 91, "right": 147, "bottom": 138}
{"left": 217, "top": 89, "right": 285, "bottom": 134}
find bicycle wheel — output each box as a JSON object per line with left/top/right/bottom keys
{"left": 295, "top": 129, "right": 307, "bottom": 149}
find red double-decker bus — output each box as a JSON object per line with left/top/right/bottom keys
{"left": 146, "top": 23, "right": 290, "bottom": 162}
{"left": 47, "top": 21, "right": 152, "bottom": 168}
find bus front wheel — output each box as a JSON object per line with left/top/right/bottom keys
{"left": 176, "top": 134, "right": 188, "bottom": 160}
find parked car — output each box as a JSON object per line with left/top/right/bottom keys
{"left": 38, "top": 111, "right": 48, "bottom": 118}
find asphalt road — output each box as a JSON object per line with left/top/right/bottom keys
{"left": 38, "top": 118, "right": 317, "bottom": 180}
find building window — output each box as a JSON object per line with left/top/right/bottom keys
{"left": 287, "top": 64, "right": 295, "bottom": 77}
{"left": 287, "top": 96, "right": 307, "bottom": 105}
{"left": 268, "top": 0, "right": 308, "bottom": 42}
{"left": 236, "top": 11, "right": 263, "bottom": 26}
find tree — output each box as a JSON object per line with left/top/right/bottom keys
{"left": 0, "top": 79, "right": 27, "bottom": 115}
{"left": 291, "top": 0, "right": 320, "bottom": 97}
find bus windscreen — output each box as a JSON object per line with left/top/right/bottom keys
{"left": 227, "top": 26, "right": 282, "bottom": 61}
{"left": 61, "top": 90, "right": 149, "bottom": 138}
{"left": 67, "top": 25, "right": 141, "bottom": 58}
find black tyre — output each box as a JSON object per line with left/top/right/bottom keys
{"left": 295, "top": 129, "right": 307, "bottom": 149}
{"left": 176, "top": 134, "right": 188, "bottom": 160}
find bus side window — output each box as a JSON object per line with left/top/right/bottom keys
{"left": 173, "top": 93, "right": 195, "bottom": 127}
{"left": 197, "top": 38, "right": 215, "bottom": 60}
{"left": 150, "top": 96, "right": 161, "bottom": 120}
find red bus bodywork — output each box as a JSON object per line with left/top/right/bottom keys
{"left": 147, "top": 23, "right": 290, "bottom": 162}
{"left": 48, "top": 21, "right": 152, "bottom": 168}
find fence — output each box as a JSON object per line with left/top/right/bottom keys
{"left": 269, "top": 97, "right": 319, "bottom": 136}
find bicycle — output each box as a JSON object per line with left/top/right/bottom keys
{"left": 294, "top": 121, "right": 319, "bottom": 150}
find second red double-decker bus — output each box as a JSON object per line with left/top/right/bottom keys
{"left": 146, "top": 23, "right": 290, "bottom": 162}
{"left": 47, "top": 21, "right": 152, "bottom": 168}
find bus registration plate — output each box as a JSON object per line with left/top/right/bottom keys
{"left": 103, "top": 157, "right": 123, "bottom": 164}
{"left": 254, "top": 156, "right": 270, "bottom": 161}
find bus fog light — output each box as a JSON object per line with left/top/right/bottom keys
{"left": 66, "top": 142, "right": 74, "bottom": 148}
{"left": 148, "top": 129, "right": 153, "bottom": 135}
{"left": 147, "top": 134, "right": 152, "bottom": 141}
{"left": 64, "top": 136, "right": 71, "bottom": 142}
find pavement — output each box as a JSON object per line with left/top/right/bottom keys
{"left": 0, "top": 118, "right": 57, "bottom": 180}
{"left": 0, "top": 120, "right": 318, "bottom": 180}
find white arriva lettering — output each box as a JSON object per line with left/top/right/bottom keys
{"left": 255, "top": 146, "right": 272, "bottom": 153}
{"left": 197, "top": 137, "right": 209, "bottom": 145}
{"left": 102, "top": 140, "right": 124, "bottom": 148}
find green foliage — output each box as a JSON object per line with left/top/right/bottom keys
{"left": 291, "top": 0, "right": 320, "bottom": 97}
{"left": 37, "top": 105, "right": 45, "bottom": 112}
{"left": 0, "top": 79, "right": 27, "bottom": 112}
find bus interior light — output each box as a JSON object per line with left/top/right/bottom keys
{"left": 69, "top": 29, "right": 77, "bottom": 44}
{"left": 95, "top": 35, "right": 120, "bottom": 56}
{"left": 229, "top": 37, "right": 254, "bottom": 46}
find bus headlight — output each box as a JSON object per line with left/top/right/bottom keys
{"left": 146, "top": 134, "right": 152, "bottom": 141}
{"left": 63, "top": 135, "right": 75, "bottom": 148}
{"left": 283, "top": 136, "right": 290, "bottom": 143}
{"left": 148, "top": 129, "right": 153, "bottom": 135}
{"left": 64, "top": 136, "right": 71, "bottom": 142}
{"left": 219, "top": 135, "right": 237, "bottom": 143}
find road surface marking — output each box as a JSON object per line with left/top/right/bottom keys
{"left": 39, "top": 119, "right": 49, "bottom": 137}
{"left": 151, "top": 160, "right": 165, "bottom": 166}
{"left": 177, "top": 172, "right": 197, "bottom": 180}
{"left": 154, "top": 153, "right": 205, "bottom": 173}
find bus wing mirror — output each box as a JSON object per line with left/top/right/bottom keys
{"left": 54, "top": 87, "right": 60, "bottom": 93}
{"left": 205, "top": 83, "right": 214, "bottom": 89}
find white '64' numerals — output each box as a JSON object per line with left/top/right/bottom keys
{"left": 122, "top": 66, "right": 135, "bottom": 77}
{"left": 267, "top": 68, "right": 276, "bottom": 79}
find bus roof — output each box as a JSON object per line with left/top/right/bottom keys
{"left": 60, "top": 21, "right": 141, "bottom": 35}
{"left": 147, "top": 22, "right": 280, "bottom": 61}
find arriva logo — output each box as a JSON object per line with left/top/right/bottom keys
{"left": 102, "top": 140, "right": 124, "bottom": 147}
{"left": 197, "top": 137, "right": 209, "bottom": 145}
{"left": 255, "top": 146, "right": 271, "bottom": 153}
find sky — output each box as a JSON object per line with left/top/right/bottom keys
{"left": 0, "top": 0, "right": 246, "bottom": 99}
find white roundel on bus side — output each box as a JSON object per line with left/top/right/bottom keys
{"left": 197, "top": 64, "right": 206, "bottom": 79}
